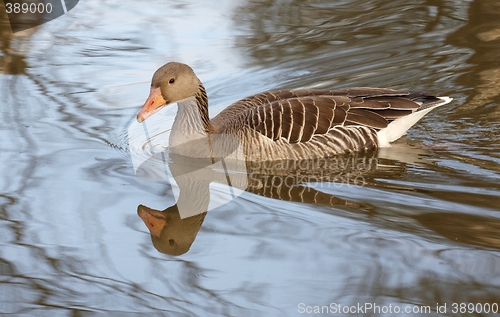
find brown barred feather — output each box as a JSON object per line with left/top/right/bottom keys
{"left": 368, "top": 109, "right": 413, "bottom": 119}
{"left": 349, "top": 99, "right": 391, "bottom": 109}
{"left": 367, "top": 97, "right": 420, "bottom": 109}
{"left": 332, "top": 105, "right": 348, "bottom": 126}
{"left": 228, "top": 89, "right": 433, "bottom": 147}
{"left": 345, "top": 108, "right": 388, "bottom": 129}
{"left": 288, "top": 100, "right": 305, "bottom": 143}
{"left": 280, "top": 102, "right": 293, "bottom": 141}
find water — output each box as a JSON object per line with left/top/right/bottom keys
{"left": 1, "top": 0, "right": 500, "bottom": 315}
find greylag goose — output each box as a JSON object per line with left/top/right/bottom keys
{"left": 137, "top": 62, "right": 452, "bottom": 162}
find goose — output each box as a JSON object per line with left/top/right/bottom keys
{"left": 136, "top": 62, "right": 452, "bottom": 162}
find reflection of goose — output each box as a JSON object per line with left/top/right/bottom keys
{"left": 138, "top": 204, "right": 206, "bottom": 256}
{"left": 136, "top": 62, "right": 452, "bottom": 161}
{"left": 137, "top": 150, "right": 412, "bottom": 256}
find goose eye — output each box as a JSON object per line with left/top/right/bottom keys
{"left": 169, "top": 78, "right": 175, "bottom": 84}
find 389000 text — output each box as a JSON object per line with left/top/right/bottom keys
{"left": 5, "top": 2, "right": 53, "bottom": 14}
{"left": 451, "top": 303, "right": 498, "bottom": 314}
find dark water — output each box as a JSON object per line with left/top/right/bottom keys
{"left": 1, "top": 0, "right": 500, "bottom": 316}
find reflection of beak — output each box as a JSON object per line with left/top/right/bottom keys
{"left": 137, "top": 205, "right": 167, "bottom": 237}
{"left": 136, "top": 87, "right": 167, "bottom": 123}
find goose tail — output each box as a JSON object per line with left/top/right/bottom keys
{"left": 377, "top": 96, "right": 453, "bottom": 147}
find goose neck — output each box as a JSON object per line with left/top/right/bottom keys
{"left": 169, "top": 84, "right": 213, "bottom": 150}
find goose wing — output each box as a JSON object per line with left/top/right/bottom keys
{"left": 213, "top": 88, "right": 442, "bottom": 143}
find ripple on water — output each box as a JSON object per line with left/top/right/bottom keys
{"left": 1, "top": 0, "right": 500, "bottom": 315}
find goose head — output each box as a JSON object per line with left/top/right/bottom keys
{"left": 137, "top": 62, "right": 201, "bottom": 123}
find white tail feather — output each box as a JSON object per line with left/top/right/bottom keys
{"left": 377, "top": 96, "right": 452, "bottom": 147}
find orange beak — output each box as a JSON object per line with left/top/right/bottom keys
{"left": 138, "top": 205, "right": 168, "bottom": 237}
{"left": 136, "top": 87, "right": 167, "bottom": 123}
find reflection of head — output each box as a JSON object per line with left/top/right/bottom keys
{"left": 137, "top": 204, "right": 206, "bottom": 256}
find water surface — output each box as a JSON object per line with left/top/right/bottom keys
{"left": 1, "top": 0, "right": 500, "bottom": 316}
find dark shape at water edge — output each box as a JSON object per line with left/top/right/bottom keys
{"left": 3, "top": 0, "right": 80, "bottom": 33}
{"left": 414, "top": 212, "right": 500, "bottom": 250}
{"left": 64, "top": 0, "right": 78, "bottom": 11}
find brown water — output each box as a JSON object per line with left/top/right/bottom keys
{"left": 1, "top": 0, "right": 500, "bottom": 316}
